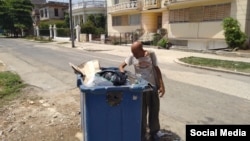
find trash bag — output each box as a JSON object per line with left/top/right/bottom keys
{"left": 97, "top": 67, "right": 128, "bottom": 86}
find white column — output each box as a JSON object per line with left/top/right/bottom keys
{"left": 53, "top": 24, "right": 57, "bottom": 38}
{"left": 75, "top": 25, "right": 81, "bottom": 42}
{"left": 21, "top": 29, "right": 24, "bottom": 37}
{"left": 73, "top": 16, "right": 76, "bottom": 27}
{"left": 49, "top": 24, "right": 53, "bottom": 38}
{"left": 89, "top": 34, "right": 92, "bottom": 42}
{"left": 36, "top": 26, "right": 39, "bottom": 37}
{"left": 101, "top": 34, "right": 105, "bottom": 44}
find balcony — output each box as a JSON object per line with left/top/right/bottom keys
{"left": 72, "top": 1, "right": 106, "bottom": 10}
{"left": 144, "top": 0, "right": 161, "bottom": 10}
{"left": 108, "top": 1, "right": 141, "bottom": 14}
{"left": 164, "top": 0, "right": 208, "bottom": 6}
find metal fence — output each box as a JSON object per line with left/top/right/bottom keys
{"left": 105, "top": 32, "right": 141, "bottom": 45}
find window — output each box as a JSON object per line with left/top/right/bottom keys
{"left": 113, "top": 16, "right": 121, "bottom": 26}
{"left": 114, "top": 0, "right": 119, "bottom": 4}
{"left": 54, "top": 8, "right": 59, "bottom": 17}
{"left": 112, "top": 15, "right": 128, "bottom": 26}
{"left": 129, "top": 14, "right": 140, "bottom": 25}
{"left": 189, "top": 6, "right": 204, "bottom": 22}
{"left": 169, "top": 3, "right": 231, "bottom": 23}
{"left": 169, "top": 8, "right": 189, "bottom": 23}
{"left": 40, "top": 10, "right": 44, "bottom": 18}
{"left": 45, "top": 8, "right": 47, "bottom": 17}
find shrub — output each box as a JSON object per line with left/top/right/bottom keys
{"left": 81, "top": 20, "right": 96, "bottom": 34}
{"left": 152, "top": 33, "right": 161, "bottom": 46}
{"left": 222, "top": 17, "right": 247, "bottom": 49}
{"left": 157, "top": 38, "right": 168, "bottom": 48}
{"left": 57, "top": 28, "right": 70, "bottom": 37}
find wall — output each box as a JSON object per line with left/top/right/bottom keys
{"left": 141, "top": 13, "right": 158, "bottom": 33}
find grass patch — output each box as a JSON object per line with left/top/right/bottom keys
{"left": 0, "top": 71, "right": 26, "bottom": 107}
{"left": 179, "top": 56, "right": 250, "bottom": 73}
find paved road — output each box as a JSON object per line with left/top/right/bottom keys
{"left": 1, "top": 38, "right": 250, "bottom": 141}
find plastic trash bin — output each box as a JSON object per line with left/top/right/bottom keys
{"left": 76, "top": 73, "right": 150, "bottom": 141}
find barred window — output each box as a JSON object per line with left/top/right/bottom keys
{"left": 169, "top": 3, "right": 231, "bottom": 23}
{"left": 112, "top": 16, "right": 121, "bottom": 26}
{"left": 129, "top": 14, "right": 141, "bottom": 25}
{"left": 112, "top": 15, "right": 128, "bottom": 26}
{"left": 169, "top": 8, "right": 189, "bottom": 23}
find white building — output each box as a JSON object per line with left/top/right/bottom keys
{"left": 72, "top": 0, "right": 107, "bottom": 26}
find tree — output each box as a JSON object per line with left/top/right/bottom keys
{"left": 81, "top": 14, "right": 106, "bottom": 35}
{"left": 0, "top": 0, "right": 11, "bottom": 31}
{"left": 222, "top": 17, "right": 247, "bottom": 49}
{"left": 64, "top": 12, "right": 70, "bottom": 28}
{"left": 0, "top": 0, "right": 33, "bottom": 37}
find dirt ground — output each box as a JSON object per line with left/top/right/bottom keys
{"left": 0, "top": 85, "right": 82, "bottom": 141}
{"left": 0, "top": 62, "right": 82, "bottom": 141}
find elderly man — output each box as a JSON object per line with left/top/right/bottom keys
{"left": 119, "top": 41, "right": 166, "bottom": 141}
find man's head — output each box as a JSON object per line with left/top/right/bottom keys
{"left": 131, "top": 41, "right": 144, "bottom": 59}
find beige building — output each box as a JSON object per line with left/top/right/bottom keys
{"left": 72, "top": 0, "right": 106, "bottom": 26}
{"left": 107, "top": 0, "right": 250, "bottom": 50}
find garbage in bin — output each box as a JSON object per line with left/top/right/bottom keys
{"left": 71, "top": 60, "right": 153, "bottom": 141}
{"left": 69, "top": 60, "right": 112, "bottom": 87}
{"left": 70, "top": 60, "right": 129, "bottom": 87}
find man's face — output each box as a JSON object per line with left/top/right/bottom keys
{"left": 131, "top": 48, "right": 144, "bottom": 59}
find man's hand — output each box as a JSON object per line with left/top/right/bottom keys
{"left": 158, "top": 84, "right": 165, "bottom": 97}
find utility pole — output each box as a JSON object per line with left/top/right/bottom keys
{"left": 69, "top": 0, "right": 75, "bottom": 48}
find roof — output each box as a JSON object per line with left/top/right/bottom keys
{"left": 30, "top": 0, "right": 46, "bottom": 5}
{"left": 41, "top": 1, "right": 69, "bottom": 7}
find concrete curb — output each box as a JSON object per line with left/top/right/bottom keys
{"left": 174, "top": 58, "right": 250, "bottom": 77}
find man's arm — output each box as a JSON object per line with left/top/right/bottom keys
{"left": 154, "top": 66, "right": 165, "bottom": 97}
{"left": 119, "top": 62, "right": 127, "bottom": 73}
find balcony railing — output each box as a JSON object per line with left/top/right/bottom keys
{"left": 144, "top": 0, "right": 161, "bottom": 9}
{"left": 108, "top": 1, "right": 141, "bottom": 13}
{"left": 72, "top": 1, "right": 106, "bottom": 10}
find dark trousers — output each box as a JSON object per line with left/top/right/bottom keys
{"left": 141, "top": 89, "right": 160, "bottom": 139}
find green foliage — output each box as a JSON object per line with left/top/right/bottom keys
{"left": 64, "top": 12, "right": 70, "bottom": 28}
{"left": 39, "top": 20, "right": 67, "bottom": 29}
{"left": 80, "top": 14, "right": 106, "bottom": 35}
{"left": 81, "top": 20, "right": 96, "bottom": 34}
{"left": 0, "top": 0, "right": 33, "bottom": 36}
{"left": 222, "top": 17, "right": 247, "bottom": 49}
{"left": 57, "top": 28, "right": 70, "bottom": 37}
{"left": 95, "top": 27, "right": 106, "bottom": 35}
{"left": 157, "top": 38, "right": 168, "bottom": 48}
{"left": 0, "top": 71, "right": 25, "bottom": 99}
{"left": 94, "top": 14, "right": 106, "bottom": 29}
{"left": 179, "top": 56, "right": 250, "bottom": 73}
{"left": 152, "top": 33, "right": 161, "bottom": 46}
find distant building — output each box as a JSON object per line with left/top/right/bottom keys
{"left": 39, "top": 1, "right": 69, "bottom": 21}
{"left": 31, "top": 0, "right": 46, "bottom": 26}
{"left": 107, "top": 0, "right": 250, "bottom": 50}
{"left": 72, "top": 0, "right": 106, "bottom": 26}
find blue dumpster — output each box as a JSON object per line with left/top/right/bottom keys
{"left": 77, "top": 73, "right": 149, "bottom": 141}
